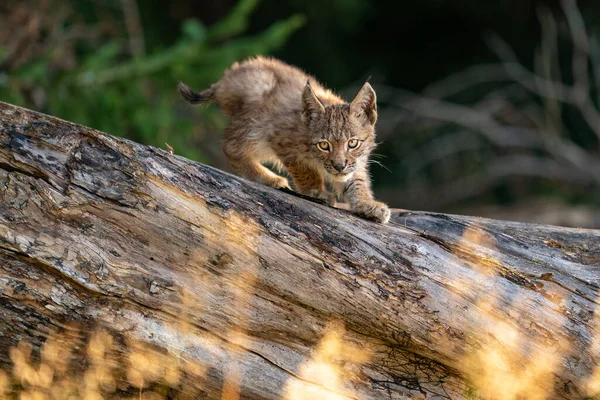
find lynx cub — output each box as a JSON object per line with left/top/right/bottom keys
{"left": 179, "top": 56, "right": 391, "bottom": 223}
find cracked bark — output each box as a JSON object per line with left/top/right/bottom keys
{"left": 0, "top": 101, "right": 599, "bottom": 399}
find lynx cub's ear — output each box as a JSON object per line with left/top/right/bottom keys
{"left": 350, "top": 82, "right": 377, "bottom": 125}
{"left": 302, "top": 80, "right": 325, "bottom": 125}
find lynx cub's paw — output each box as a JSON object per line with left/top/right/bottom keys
{"left": 305, "top": 189, "right": 337, "bottom": 206}
{"left": 268, "top": 176, "right": 291, "bottom": 190}
{"left": 353, "top": 201, "right": 391, "bottom": 224}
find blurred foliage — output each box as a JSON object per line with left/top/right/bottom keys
{"left": 249, "top": 0, "right": 545, "bottom": 89}
{"left": 248, "top": 0, "right": 600, "bottom": 216}
{"left": 0, "top": 0, "right": 597, "bottom": 221}
{"left": 0, "top": 0, "right": 304, "bottom": 161}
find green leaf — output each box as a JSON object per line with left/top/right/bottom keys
{"left": 0, "top": 47, "right": 7, "bottom": 64}
{"left": 182, "top": 19, "right": 207, "bottom": 42}
{"left": 207, "top": 0, "right": 260, "bottom": 42}
{"left": 80, "top": 42, "right": 121, "bottom": 71}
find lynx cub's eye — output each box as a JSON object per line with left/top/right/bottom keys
{"left": 348, "top": 139, "right": 360, "bottom": 149}
{"left": 317, "top": 141, "right": 331, "bottom": 152}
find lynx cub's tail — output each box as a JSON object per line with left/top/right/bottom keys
{"left": 178, "top": 82, "right": 216, "bottom": 105}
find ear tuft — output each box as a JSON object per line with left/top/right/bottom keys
{"left": 350, "top": 82, "right": 377, "bottom": 125}
{"left": 302, "top": 81, "right": 325, "bottom": 124}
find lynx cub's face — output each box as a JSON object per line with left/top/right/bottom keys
{"left": 301, "top": 82, "right": 378, "bottom": 180}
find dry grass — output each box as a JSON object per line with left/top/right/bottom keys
{"left": 454, "top": 225, "right": 569, "bottom": 400}
{"left": 0, "top": 326, "right": 208, "bottom": 399}
{"left": 0, "top": 319, "right": 372, "bottom": 400}
{"left": 283, "top": 321, "right": 370, "bottom": 400}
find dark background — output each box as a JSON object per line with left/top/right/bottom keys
{"left": 1, "top": 0, "right": 598, "bottom": 227}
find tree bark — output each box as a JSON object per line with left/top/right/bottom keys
{"left": 0, "top": 101, "right": 599, "bottom": 399}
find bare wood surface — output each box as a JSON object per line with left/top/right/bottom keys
{"left": 0, "top": 101, "right": 599, "bottom": 399}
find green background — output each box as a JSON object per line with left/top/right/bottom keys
{"left": 1, "top": 0, "right": 598, "bottom": 226}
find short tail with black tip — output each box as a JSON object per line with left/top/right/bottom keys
{"left": 178, "top": 81, "right": 216, "bottom": 104}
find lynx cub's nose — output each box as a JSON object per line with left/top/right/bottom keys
{"left": 332, "top": 161, "right": 346, "bottom": 172}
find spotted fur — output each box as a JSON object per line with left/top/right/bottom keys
{"left": 179, "top": 56, "right": 390, "bottom": 223}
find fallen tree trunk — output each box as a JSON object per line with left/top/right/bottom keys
{"left": 0, "top": 101, "right": 599, "bottom": 399}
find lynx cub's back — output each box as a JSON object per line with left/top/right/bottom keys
{"left": 179, "top": 56, "right": 391, "bottom": 223}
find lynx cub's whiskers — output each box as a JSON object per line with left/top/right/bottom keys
{"left": 179, "top": 56, "right": 391, "bottom": 223}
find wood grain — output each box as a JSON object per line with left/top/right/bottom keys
{"left": 0, "top": 101, "right": 599, "bottom": 399}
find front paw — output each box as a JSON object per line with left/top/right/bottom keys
{"left": 352, "top": 201, "right": 391, "bottom": 223}
{"left": 270, "top": 176, "right": 291, "bottom": 190}
{"left": 305, "top": 189, "right": 336, "bottom": 206}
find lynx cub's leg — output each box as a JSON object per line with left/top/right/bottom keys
{"left": 222, "top": 125, "right": 290, "bottom": 189}
{"left": 342, "top": 170, "right": 390, "bottom": 223}
{"left": 285, "top": 161, "right": 336, "bottom": 205}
